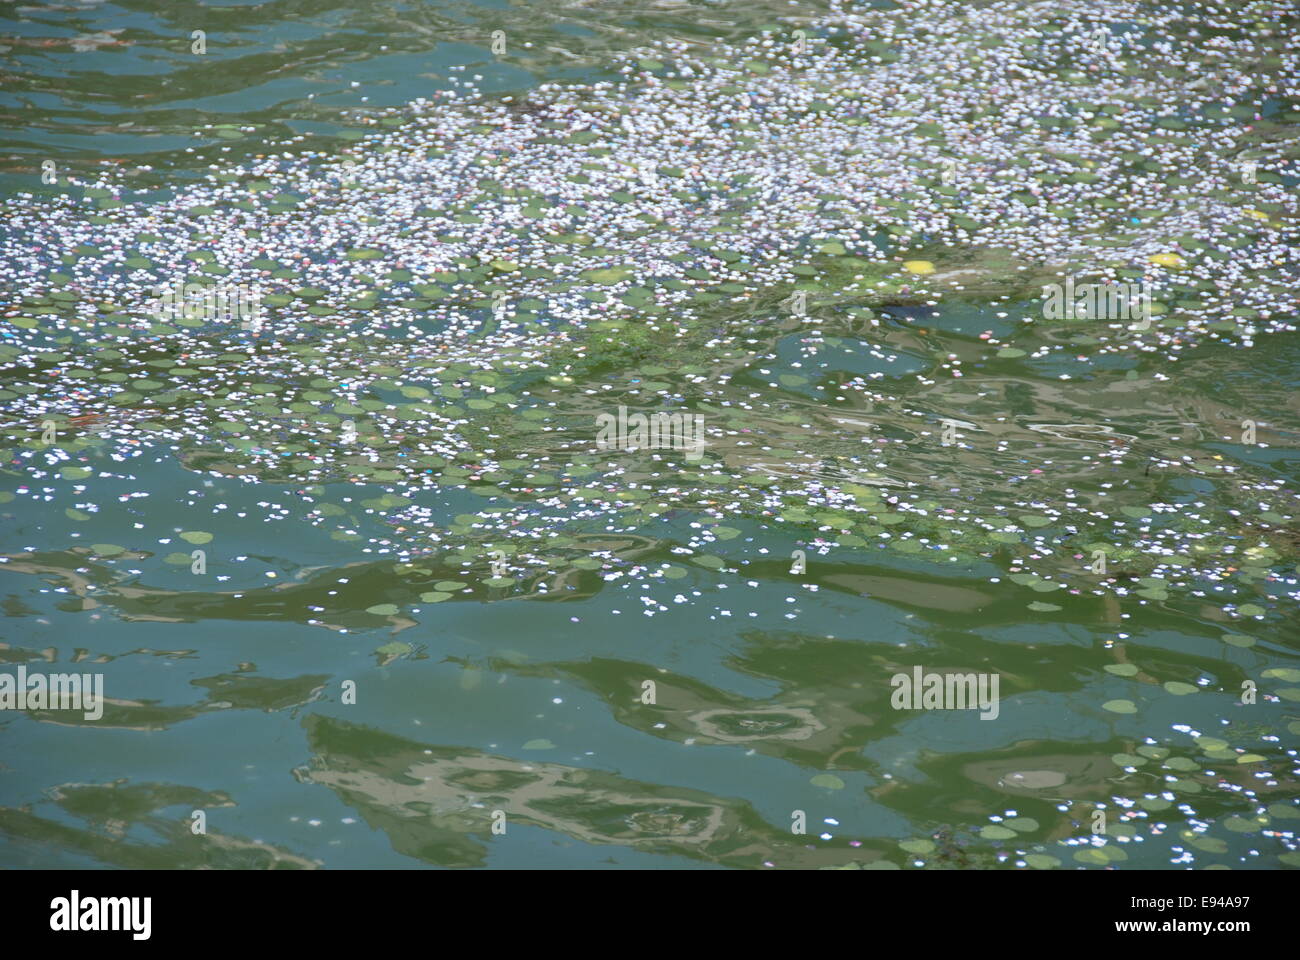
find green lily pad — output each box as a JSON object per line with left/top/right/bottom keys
{"left": 810, "top": 774, "right": 845, "bottom": 790}
{"left": 1189, "top": 836, "right": 1228, "bottom": 854}
{"left": 1262, "top": 668, "right": 1300, "bottom": 682}
{"left": 1222, "top": 817, "right": 1261, "bottom": 833}
{"left": 980, "top": 825, "right": 1017, "bottom": 840}
{"left": 582, "top": 266, "right": 633, "bottom": 285}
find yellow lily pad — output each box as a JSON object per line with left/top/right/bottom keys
{"left": 1148, "top": 253, "right": 1185, "bottom": 268}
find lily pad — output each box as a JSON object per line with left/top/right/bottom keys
{"left": 1004, "top": 817, "right": 1039, "bottom": 833}
{"left": 1148, "top": 252, "right": 1186, "bottom": 268}
{"left": 980, "top": 824, "right": 1017, "bottom": 840}
{"left": 998, "top": 770, "right": 1067, "bottom": 789}
{"left": 810, "top": 774, "right": 846, "bottom": 790}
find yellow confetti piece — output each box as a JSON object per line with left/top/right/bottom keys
{"left": 902, "top": 260, "right": 935, "bottom": 275}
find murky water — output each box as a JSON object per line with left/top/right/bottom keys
{"left": 1, "top": 0, "right": 1298, "bottom": 870}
